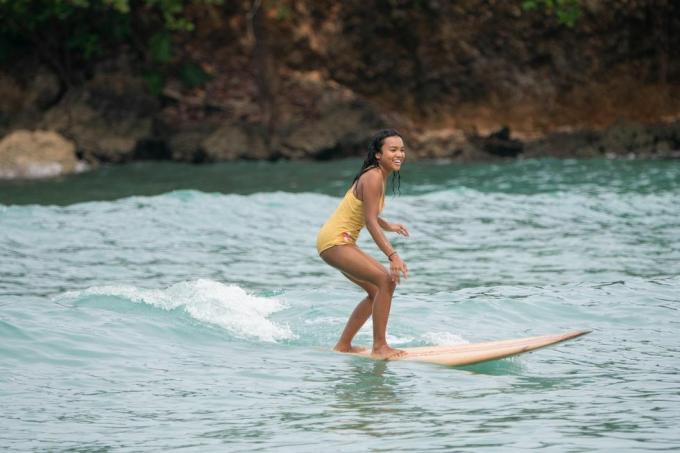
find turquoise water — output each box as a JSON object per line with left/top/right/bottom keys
{"left": 1, "top": 158, "right": 679, "bottom": 451}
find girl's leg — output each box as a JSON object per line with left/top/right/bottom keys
{"left": 321, "top": 245, "right": 405, "bottom": 360}
{"left": 333, "top": 272, "right": 376, "bottom": 353}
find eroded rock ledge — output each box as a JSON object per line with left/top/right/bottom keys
{"left": 1, "top": 64, "right": 678, "bottom": 180}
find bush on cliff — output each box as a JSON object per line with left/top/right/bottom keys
{"left": 0, "top": 0, "right": 221, "bottom": 97}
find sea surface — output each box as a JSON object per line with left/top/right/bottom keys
{"left": 1, "top": 158, "right": 679, "bottom": 452}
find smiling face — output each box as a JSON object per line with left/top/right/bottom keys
{"left": 376, "top": 135, "right": 406, "bottom": 173}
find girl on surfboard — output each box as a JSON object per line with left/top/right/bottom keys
{"left": 316, "top": 129, "right": 409, "bottom": 360}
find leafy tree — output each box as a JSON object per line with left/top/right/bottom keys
{"left": 0, "top": 0, "right": 221, "bottom": 97}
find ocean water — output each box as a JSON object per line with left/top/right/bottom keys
{"left": 1, "top": 158, "right": 679, "bottom": 452}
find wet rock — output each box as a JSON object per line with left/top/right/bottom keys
{"left": 0, "top": 130, "right": 85, "bottom": 179}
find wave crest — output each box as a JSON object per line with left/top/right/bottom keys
{"left": 55, "top": 279, "right": 294, "bottom": 342}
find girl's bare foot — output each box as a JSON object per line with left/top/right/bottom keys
{"left": 371, "top": 344, "right": 407, "bottom": 360}
{"left": 333, "top": 343, "right": 368, "bottom": 353}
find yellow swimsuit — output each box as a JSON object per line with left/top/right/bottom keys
{"left": 316, "top": 186, "right": 384, "bottom": 255}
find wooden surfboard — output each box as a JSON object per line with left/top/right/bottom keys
{"left": 345, "top": 330, "right": 590, "bottom": 366}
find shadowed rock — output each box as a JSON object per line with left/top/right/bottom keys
{"left": 481, "top": 127, "right": 523, "bottom": 157}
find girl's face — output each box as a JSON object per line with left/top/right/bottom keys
{"left": 376, "top": 136, "right": 406, "bottom": 173}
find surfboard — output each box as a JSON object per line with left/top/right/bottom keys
{"left": 345, "top": 330, "right": 590, "bottom": 366}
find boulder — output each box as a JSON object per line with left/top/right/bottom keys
{"left": 0, "top": 130, "right": 85, "bottom": 179}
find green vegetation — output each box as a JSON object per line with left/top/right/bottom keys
{"left": 0, "top": 0, "right": 587, "bottom": 98}
{"left": 0, "top": 0, "right": 221, "bottom": 92}
{"left": 522, "top": 0, "right": 582, "bottom": 26}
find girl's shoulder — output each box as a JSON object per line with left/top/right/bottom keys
{"left": 357, "top": 168, "right": 384, "bottom": 197}
{"left": 358, "top": 166, "right": 382, "bottom": 183}
{"left": 353, "top": 167, "right": 383, "bottom": 200}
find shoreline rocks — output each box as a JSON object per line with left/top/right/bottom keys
{"left": 0, "top": 130, "right": 87, "bottom": 180}
{"left": 1, "top": 117, "right": 678, "bottom": 181}
{"left": 409, "top": 120, "right": 680, "bottom": 163}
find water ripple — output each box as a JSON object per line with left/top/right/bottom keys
{"left": 1, "top": 160, "right": 680, "bottom": 451}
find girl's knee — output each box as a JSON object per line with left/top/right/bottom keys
{"left": 376, "top": 273, "right": 396, "bottom": 293}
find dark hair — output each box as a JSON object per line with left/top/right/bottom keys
{"left": 351, "top": 128, "right": 402, "bottom": 194}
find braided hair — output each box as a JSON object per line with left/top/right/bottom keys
{"left": 351, "top": 129, "right": 402, "bottom": 195}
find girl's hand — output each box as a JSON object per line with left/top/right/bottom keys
{"left": 388, "top": 223, "right": 410, "bottom": 237}
{"left": 389, "top": 254, "right": 408, "bottom": 284}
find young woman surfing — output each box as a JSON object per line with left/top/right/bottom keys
{"left": 316, "top": 129, "right": 409, "bottom": 360}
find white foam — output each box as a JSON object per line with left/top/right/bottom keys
{"left": 421, "top": 332, "right": 469, "bottom": 346}
{"left": 304, "top": 316, "right": 346, "bottom": 325}
{"left": 55, "top": 279, "right": 294, "bottom": 342}
{"left": 387, "top": 334, "right": 415, "bottom": 345}
{"left": 341, "top": 320, "right": 415, "bottom": 345}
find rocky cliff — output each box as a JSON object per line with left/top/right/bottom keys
{"left": 1, "top": 0, "right": 679, "bottom": 177}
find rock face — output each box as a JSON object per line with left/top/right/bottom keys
{"left": 0, "top": 1, "right": 678, "bottom": 170}
{"left": 409, "top": 120, "right": 680, "bottom": 162}
{"left": 524, "top": 120, "right": 680, "bottom": 159}
{"left": 160, "top": 70, "right": 386, "bottom": 161}
{"left": 41, "top": 72, "right": 158, "bottom": 163}
{"left": 270, "top": 74, "right": 386, "bottom": 160}
{"left": 201, "top": 123, "right": 269, "bottom": 161}
{"left": 0, "top": 66, "right": 61, "bottom": 137}
{"left": 276, "top": 98, "right": 385, "bottom": 160}
{"left": 0, "top": 130, "right": 84, "bottom": 179}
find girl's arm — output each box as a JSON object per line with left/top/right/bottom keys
{"left": 361, "top": 172, "right": 395, "bottom": 257}
{"left": 360, "top": 171, "right": 409, "bottom": 282}
{"left": 378, "top": 217, "right": 410, "bottom": 236}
